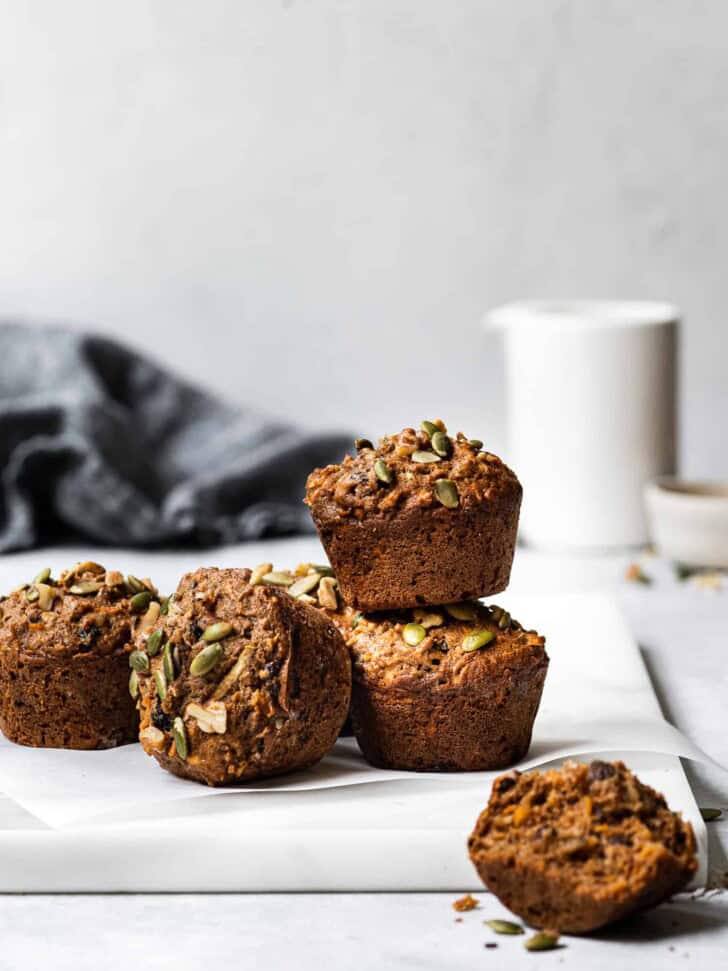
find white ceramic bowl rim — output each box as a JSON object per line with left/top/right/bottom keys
{"left": 484, "top": 300, "right": 680, "bottom": 331}
{"left": 646, "top": 477, "right": 728, "bottom": 502}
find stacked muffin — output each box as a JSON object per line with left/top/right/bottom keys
{"left": 304, "top": 420, "right": 549, "bottom": 772}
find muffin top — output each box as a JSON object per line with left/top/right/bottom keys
{"left": 305, "top": 420, "right": 521, "bottom": 519}
{"left": 0, "top": 561, "right": 160, "bottom": 659}
{"left": 328, "top": 600, "right": 547, "bottom": 693}
{"left": 134, "top": 566, "right": 348, "bottom": 772}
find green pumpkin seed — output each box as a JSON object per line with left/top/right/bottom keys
{"left": 311, "top": 563, "right": 334, "bottom": 576}
{"left": 701, "top": 807, "right": 722, "bottom": 821}
{"left": 445, "top": 602, "right": 477, "bottom": 621}
{"left": 462, "top": 629, "right": 494, "bottom": 652}
{"left": 355, "top": 438, "right": 373, "bottom": 450}
{"left": 524, "top": 932, "right": 559, "bottom": 952}
{"left": 128, "top": 670, "right": 139, "bottom": 699}
{"left": 374, "top": 459, "right": 393, "bottom": 484}
{"left": 402, "top": 622, "right": 426, "bottom": 646}
{"left": 129, "top": 650, "right": 150, "bottom": 672}
{"left": 485, "top": 919, "right": 523, "bottom": 935}
{"left": 126, "top": 574, "right": 147, "bottom": 594}
{"left": 154, "top": 669, "right": 167, "bottom": 701}
{"left": 412, "top": 450, "right": 442, "bottom": 463}
{"left": 420, "top": 420, "right": 438, "bottom": 437}
{"left": 190, "top": 642, "right": 223, "bottom": 676}
{"left": 172, "top": 717, "right": 188, "bottom": 760}
{"left": 433, "top": 479, "right": 459, "bottom": 508}
{"left": 146, "top": 629, "right": 164, "bottom": 657}
{"left": 498, "top": 610, "right": 511, "bottom": 630}
{"left": 33, "top": 567, "right": 51, "bottom": 584}
{"left": 262, "top": 572, "right": 295, "bottom": 587}
{"left": 468, "top": 438, "right": 483, "bottom": 450}
{"left": 202, "top": 621, "right": 234, "bottom": 642}
{"left": 25, "top": 587, "right": 40, "bottom": 603}
{"left": 289, "top": 573, "right": 321, "bottom": 598}
{"left": 159, "top": 596, "right": 170, "bottom": 616}
{"left": 69, "top": 581, "right": 102, "bottom": 595}
{"left": 130, "top": 591, "right": 152, "bottom": 613}
{"left": 163, "top": 643, "right": 175, "bottom": 682}
{"left": 431, "top": 431, "right": 452, "bottom": 457}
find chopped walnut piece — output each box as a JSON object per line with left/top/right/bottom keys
{"left": 452, "top": 894, "right": 479, "bottom": 912}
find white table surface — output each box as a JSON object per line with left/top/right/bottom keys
{"left": 0, "top": 538, "right": 726, "bottom": 970}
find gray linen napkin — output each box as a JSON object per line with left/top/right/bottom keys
{"left": 0, "top": 322, "right": 351, "bottom": 551}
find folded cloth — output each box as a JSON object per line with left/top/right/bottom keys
{"left": 0, "top": 322, "right": 351, "bottom": 551}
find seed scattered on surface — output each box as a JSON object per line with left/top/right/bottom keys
{"left": 434, "top": 479, "right": 459, "bottom": 508}
{"left": 126, "top": 574, "right": 147, "bottom": 594}
{"left": 163, "top": 643, "right": 175, "bottom": 682}
{"left": 445, "top": 602, "right": 477, "bottom": 621}
{"left": 289, "top": 573, "right": 321, "bottom": 598}
{"left": 625, "top": 562, "right": 651, "bottom": 585}
{"left": 431, "top": 431, "right": 452, "bottom": 457}
{"left": 462, "top": 629, "right": 494, "bottom": 652}
{"left": 402, "top": 622, "right": 426, "bottom": 646}
{"left": 250, "top": 562, "right": 273, "bottom": 586}
{"left": 420, "top": 420, "right": 438, "bottom": 438}
{"left": 159, "top": 596, "right": 170, "bottom": 616}
{"left": 172, "top": 717, "right": 188, "bottom": 760}
{"left": 69, "top": 581, "right": 103, "bottom": 595}
{"left": 129, "top": 650, "right": 150, "bottom": 672}
{"left": 468, "top": 438, "right": 483, "bottom": 450}
{"left": 139, "top": 600, "right": 161, "bottom": 630}
{"left": 355, "top": 437, "right": 374, "bottom": 450}
{"left": 25, "top": 587, "right": 40, "bottom": 603}
{"left": 701, "top": 807, "right": 723, "bottom": 821}
{"left": 128, "top": 670, "right": 139, "bottom": 699}
{"left": 485, "top": 919, "right": 523, "bottom": 935}
{"left": 190, "top": 642, "right": 224, "bottom": 676}
{"left": 412, "top": 450, "right": 442, "bottom": 464}
{"left": 154, "top": 669, "right": 167, "bottom": 701}
{"left": 202, "top": 621, "right": 234, "bottom": 643}
{"left": 497, "top": 610, "right": 511, "bottom": 630}
{"left": 262, "top": 571, "right": 295, "bottom": 587}
{"left": 317, "top": 576, "right": 339, "bottom": 610}
{"left": 130, "top": 591, "right": 152, "bottom": 613}
{"left": 146, "top": 629, "right": 163, "bottom": 657}
{"left": 33, "top": 567, "right": 51, "bottom": 584}
{"left": 524, "top": 932, "right": 560, "bottom": 952}
{"left": 374, "top": 459, "right": 393, "bottom": 484}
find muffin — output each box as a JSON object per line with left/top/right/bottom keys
{"left": 134, "top": 566, "right": 351, "bottom": 786}
{"left": 0, "top": 561, "right": 159, "bottom": 749}
{"left": 468, "top": 760, "right": 697, "bottom": 933}
{"left": 305, "top": 421, "right": 522, "bottom": 611}
{"left": 327, "top": 599, "right": 548, "bottom": 771}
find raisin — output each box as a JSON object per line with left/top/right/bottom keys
{"left": 151, "top": 703, "right": 172, "bottom": 732}
{"left": 495, "top": 772, "right": 520, "bottom": 794}
{"left": 588, "top": 760, "right": 616, "bottom": 781}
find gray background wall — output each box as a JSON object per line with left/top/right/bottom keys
{"left": 1, "top": 0, "right": 726, "bottom": 474}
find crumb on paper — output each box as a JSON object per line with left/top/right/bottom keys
{"left": 625, "top": 562, "right": 651, "bottom": 585}
{"left": 452, "top": 893, "right": 480, "bottom": 912}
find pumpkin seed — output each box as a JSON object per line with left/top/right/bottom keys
{"left": 317, "top": 576, "right": 338, "bottom": 610}
{"left": 105, "top": 570, "right": 125, "bottom": 588}
{"left": 190, "top": 642, "right": 223, "bottom": 676}
{"left": 402, "top": 622, "right": 426, "bottom": 646}
{"left": 289, "top": 573, "right": 321, "bottom": 597}
{"left": 498, "top": 610, "right": 512, "bottom": 630}
{"left": 433, "top": 479, "right": 459, "bottom": 508}
{"left": 262, "top": 571, "right": 295, "bottom": 587}
{"left": 69, "top": 581, "right": 102, "bottom": 595}
{"left": 159, "top": 596, "right": 170, "bottom": 616}
{"left": 412, "top": 450, "right": 442, "bottom": 463}
{"left": 129, "top": 650, "right": 150, "bottom": 673}
{"left": 33, "top": 567, "right": 51, "bottom": 584}
{"left": 25, "top": 587, "right": 40, "bottom": 603}
{"left": 701, "top": 807, "right": 722, "bottom": 821}
{"left": 355, "top": 438, "right": 373, "bottom": 450}
{"left": 445, "top": 602, "right": 477, "bottom": 621}
{"left": 35, "top": 583, "right": 56, "bottom": 611}
{"left": 146, "top": 629, "right": 163, "bottom": 657}
{"left": 462, "top": 629, "right": 494, "bottom": 652}
{"left": 431, "top": 431, "right": 452, "bottom": 457}
{"left": 524, "top": 932, "right": 559, "bottom": 952}
{"left": 172, "top": 717, "right": 188, "bottom": 760}
{"left": 250, "top": 563, "right": 273, "bottom": 586}
{"left": 124, "top": 574, "right": 146, "bottom": 594}
{"left": 412, "top": 609, "right": 444, "bottom": 628}
{"left": 468, "top": 438, "right": 483, "bottom": 450}
{"left": 420, "top": 420, "right": 438, "bottom": 437}
{"left": 312, "top": 563, "right": 334, "bottom": 576}
{"left": 163, "top": 642, "right": 175, "bottom": 682}
{"left": 202, "top": 621, "right": 234, "bottom": 642}
{"left": 128, "top": 670, "right": 139, "bottom": 699}
{"left": 130, "top": 591, "right": 152, "bottom": 613}
{"left": 485, "top": 919, "right": 523, "bottom": 935}
{"left": 73, "top": 560, "right": 104, "bottom": 576}
{"left": 154, "top": 669, "right": 167, "bottom": 701}
{"left": 139, "top": 600, "right": 160, "bottom": 630}
{"left": 374, "top": 459, "right": 393, "bottom": 484}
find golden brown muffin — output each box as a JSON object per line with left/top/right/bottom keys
{"left": 134, "top": 566, "right": 351, "bottom": 786}
{"left": 326, "top": 599, "right": 547, "bottom": 771}
{"left": 0, "top": 562, "right": 159, "bottom": 749}
{"left": 305, "top": 421, "right": 522, "bottom": 611}
{"left": 468, "top": 760, "right": 697, "bottom": 933}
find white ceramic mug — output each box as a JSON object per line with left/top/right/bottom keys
{"left": 485, "top": 301, "right": 678, "bottom": 550}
